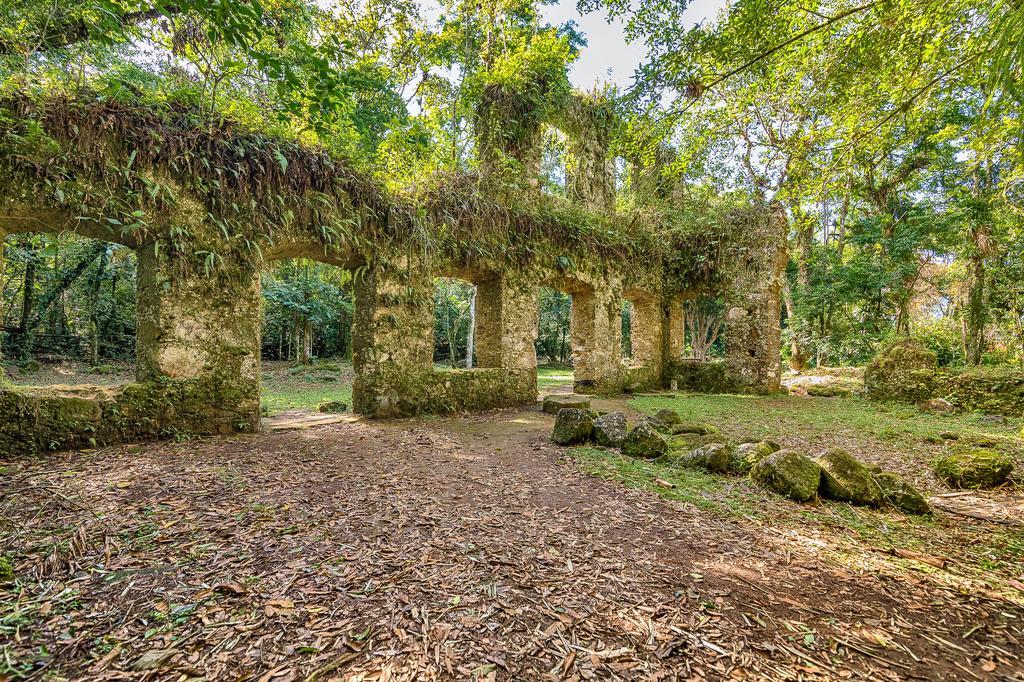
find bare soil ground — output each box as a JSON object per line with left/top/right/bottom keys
{"left": 2, "top": 403, "right": 1023, "bottom": 681}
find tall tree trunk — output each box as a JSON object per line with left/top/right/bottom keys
{"left": 966, "top": 239, "right": 987, "bottom": 365}
{"left": 782, "top": 279, "right": 807, "bottom": 371}
{"left": 17, "top": 241, "right": 37, "bottom": 360}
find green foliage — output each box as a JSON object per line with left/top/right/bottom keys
{"left": 261, "top": 260, "right": 352, "bottom": 362}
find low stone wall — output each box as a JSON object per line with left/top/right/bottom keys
{"left": 0, "top": 379, "right": 260, "bottom": 457}
{"left": 865, "top": 340, "right": 1024, "bottom": 416}
{"left": 353, "top": 367, "right": 537, "bottom": 418}
{"left": 667, "top": 359, "right": 737, "bottom": 393}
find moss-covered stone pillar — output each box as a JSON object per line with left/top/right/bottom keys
{"left": 351, "top": 255, "right": 435, "bottom": 417}
{"left": 721, "top": 205, "right": 789, "bottom": 393}
{"left": 135, "top": 242, "right": 262, "bottom": 433}
{"left": 571, "top": 285, "right": 624, "bottom": 394}
{"left": 475, "top": 274, "right": 538, "bottom": 371}
{"left": 665, "top": 297, "right": 686, "bottom": 361}
{"left": 623, "top": 291, "right": 664, "bottom": 390}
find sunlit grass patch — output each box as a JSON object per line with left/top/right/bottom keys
{"left": 569, "top": 446, "right": 761, "bottom": 517}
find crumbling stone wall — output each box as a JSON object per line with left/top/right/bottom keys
{"left": 719, "top": 205, "right": 789, "bottom": 393}
{"left": 352, "top": 256, "right": 539, "bottom": 418}
{"left": 0, "top": 89, "right": 792, "bottom": 456}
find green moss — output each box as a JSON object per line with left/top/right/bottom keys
{"left": 873, "top": 471, "right": 931, "bottom": 515}
{"left": 750, "top": 450, "right": 821, "bottom": 502}
{"left": 943, "top": 366, "right": 1024, "bottom": 417}
{"left": 932, "top": 449, "right": 1014, "bottom": 489}
{"left": 864, "top": 339, "right": 937, "bottom": 403}
{"left": 817, "top": 449, "right": 882, "bottom": 507}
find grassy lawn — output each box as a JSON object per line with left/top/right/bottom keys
{"left": 566, "top": 391, "right": 1024, "bottom": 600}
{"left": 629, "top": 392, "right": 1023, "bottom": 488}
{"left": 538, "top": 364, "right": 573, "bottom": 392}
{"left": 260, "top": 361, "right": 353, "bottom": 415}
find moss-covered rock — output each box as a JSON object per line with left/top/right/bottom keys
{"left": 318, "top": 401, "right": 348, "bottom": 414}
{"left": 932, "top": 449, "right": 1014, "bottom": 489}
{"left": 750, "top": 450, "right": 821, "bottom": 502}
{"left": 817, "top": 449, "right": 883, "bottom": 507}
{"left": 680, "top": 442, "right": 732, "bottom": 474}
{"left": 653, "top": 408, "right": 682, "bottom": 425}
{"left": 543, "top": 394, "right": 592, "bottom": 415}
{"left": 551, "top": 408, "right": 594, "bottom": 445}
{"left": 873, "top": 472, "right": 930, "bottom": 515}
{"left": 593, "top": 411, "right": 628, "bottom": 448}
{"left": 621, "top": 421, "right": 668, "bottom": 459}
{"left": 864, "top": 339, "right": 937, "bottom": 403}
{"left": 670, "top": 422, "right": 719, "bottom": 436}
{"left": 731, "top": 440, "right": 779, "bottom": 474}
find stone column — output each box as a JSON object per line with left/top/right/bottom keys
{"left": 571, "top": 285, "right": 623, "bottom": 394}
{"left": 351, "top": 255, "right": 435, "bottom": 417}
{"left": 626, "top": 293, "right": 663, "bottom": 369}
{"left": 665, "top": 297, "right": 686, "bottom": 361}
{"left": 474, "top": 274, "right": 538, "bottom": 371}
{"left": 135, "top": 242, "right": 262, "bottom": 432}
{"left": 722, "top": 205, "right": 788, "bottom": 393}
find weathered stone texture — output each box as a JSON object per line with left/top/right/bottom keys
{"left": 720, "top": 206, "right": 788, "bottom": 394}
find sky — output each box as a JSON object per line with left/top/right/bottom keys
{"left": 539, "top": 0, "right": 730, "bottom": 90}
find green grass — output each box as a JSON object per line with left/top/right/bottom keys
{"left": 538, "top": 364, "right": 573, "bottom": 391}
{"left": 570, "top": 446, "right": 762, "bottom": 517}
{"left": 260, "top": 361, "right": 353, "bottom": 415}
{"left": 629, "top": 393, "right": 1023, "bottom": 450}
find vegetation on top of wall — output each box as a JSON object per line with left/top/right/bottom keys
{"left": 0, "top": 85, "right": 738, "bottom": 290}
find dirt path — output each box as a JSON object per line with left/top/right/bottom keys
{"left": 2, "top": 407, "right": 1022, "bottom": 680}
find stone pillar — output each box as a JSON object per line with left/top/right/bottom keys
{"left": 665, "top": 297, "right": 686, "bottom": 361}
{"left": 571, "top": 285, "right": 623, "bottom": 394}
{"left": 626, "top": 292, "right": 663, "bottom": 369}
{"left": 475, "top": 274, "right": 538, "bottom": 371}
{"left": 722, "top": 205, "right": 789, "bottom": 393}
{"left": 135, "top": 242, "right": 262, "bottom": 432}
{"left": 351, "top": 255, "right": 435, "bottom": 417}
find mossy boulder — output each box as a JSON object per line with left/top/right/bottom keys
{"left": 653, "top": 408, "right": 682, "bottom": 425}
{"left": 670, "top": 422, "right": 719, "bottom": 436}
{"left": 680, "top": 443, "right": 732, "bottom": 474}
{"left": 551, "top": 408, "right": 594, "bottom": 445}
{"left": 543, "top": 394, "right": 591, "bottom": 415}
{"left": 919, "top": 398, "right": 955, "bottom": 414}
{"left": 593, "top": 411, "right": 628, "bottom": 448}
{"left": 318, "top": 401, "right": 348, "bottom": 414}
{"left": 750, "top": 450, "right": 821, "bottom": 502}
{"left": 864, "top": 339, "right": 937, "bottom": 403}
{"left": 731, "top": 440, "right": 779, "bottom": 474}
{"left": 817, "top": 449, "right": 883, "bottom": 507}
{"left": 873, "top": 472, "right": 930, "bottom": 515}
{"left": 932, "top": 449, "right": 1014, "bottom": 489}
{"left": 621, "top": 422, "right": 668, "bottom": 459}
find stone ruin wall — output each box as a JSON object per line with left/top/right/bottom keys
{"left": 0, "top": 93, "right": 789, "bottom": 456}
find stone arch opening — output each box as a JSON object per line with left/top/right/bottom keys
{"left": 541, "top": 276, "right": 623, "bottom": 395}
{"left": 433, "top": 276, "right": 477, "bottom": 369}
{"left": 258, "top": 255, "right": 356, "bottom": 417}
{"left": 2, "top": 231, "right": 137, "bottom": 384}
{"left": 536, "top": 285, "right": 574, "bottom": 394}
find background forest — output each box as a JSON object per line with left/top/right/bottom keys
{"left": 2, "top": 0, "right": 1023, "bottom": 375}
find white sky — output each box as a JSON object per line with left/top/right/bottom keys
{"left": 539, "top": 0, "right": 730, "bottom": 90}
